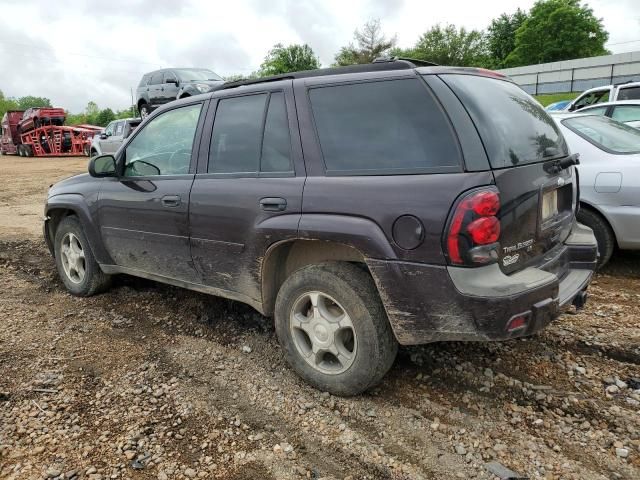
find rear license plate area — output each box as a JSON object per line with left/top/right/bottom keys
{"left": 542, "top": 189, "right": 558, "bottom": 221}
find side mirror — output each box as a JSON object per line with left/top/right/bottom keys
{"left": 166, "top": 78, "right": 178, "bottom": 85}
{"left": 100, "top": 133, "right": 108, "bottom": 139}
{"left": 89, "top": 154, "right": 117, "bottom": 177}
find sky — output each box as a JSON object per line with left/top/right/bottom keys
{"left": 0, "top": 0, "right": 638, "bottom": 113}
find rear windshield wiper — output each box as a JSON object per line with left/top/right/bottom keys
{"left": 543, "top": 153, "right": 580, "bottom": 174}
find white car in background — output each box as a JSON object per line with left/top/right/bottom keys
{"left": 89, "top": 118, "right": 141, "bottom": 156}
{"left": 562, "top": 81, "right": 640, "bottom": 112}
{"left": 576, "top": 100, "right": 640, "bottom": 129}
{"left": 553, "top": 113, "right": 640, "bottom": 266}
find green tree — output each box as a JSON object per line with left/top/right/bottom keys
{"left": 259, "top": 43, "right": 320, "bottom": 77}
{"left": 0, "top": 90, "right": 19, "bottom": 121}
{"left": 397, "top": 24, "right": 490, "bottom": 67}
{"left": 85, "top": 101, "right": 100, "bottom": 125}
{"left": 95, "top": 108, "right": 115, "bottom": 127}
{"left": 487, "top": 9, "right": 528, "bottom": 68}
{"left": 506, "top": 0, "right": 609, "bottom": 67}
{"left": 334, "top": 19, "right": 396, "bottom": 66}
{"left": 16, "top": 96, "right": 52, "bottom": 110}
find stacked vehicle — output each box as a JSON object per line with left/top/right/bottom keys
{"left": 0, "top": 108, "right": 100, "bottom": 157}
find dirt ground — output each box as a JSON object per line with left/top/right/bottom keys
{"left": 0, "top": 155, "right": 638, "bottom": 480}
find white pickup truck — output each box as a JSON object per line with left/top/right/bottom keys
{"left": 564, "top": 81, "right": 640, "bottom": 111}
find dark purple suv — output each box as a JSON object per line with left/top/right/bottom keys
{"left": 44, "top": 59, "right": 597, "bottom": 395}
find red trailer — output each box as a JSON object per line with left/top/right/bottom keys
{"left": 0, "top": 110, "right": 25, "bottom": 155}
{"left": 1, "top": 110, "right": 101, "bottom": 157}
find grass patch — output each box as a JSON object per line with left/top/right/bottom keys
{"left": 534, "top": 92, "right": 579, "bottom": 106}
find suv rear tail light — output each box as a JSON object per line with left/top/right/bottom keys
{"left": 445, "top": 187, "right": 501, "bottom": 266}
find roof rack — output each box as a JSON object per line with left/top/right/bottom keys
{"left": 217, "top": 57, "right": 438, "bottom": 91}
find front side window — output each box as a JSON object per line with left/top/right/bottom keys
{"left": 208, "top": 92, "right": 292, "bottom": 174}
{"left": 309, "top": 78, "right": 461, "bottom": 174}
{"left": 611, "top": 105, "right": 640, "bottom": 123}
{"left": 124, "top": 104, "right": 202, "bottom": 176}
{"left": 574, "top": 90, "right": 609, "bottom": 109}
{"left": 164, "top": 71, "right": 177, "bottom": 84}
{"left": 104, "top": 122, "right": 115, "bottom": 136}
{"left": 562, "top": 115, "right": 640, "bottom": 154}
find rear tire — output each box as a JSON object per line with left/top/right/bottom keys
{"left": 54, "top": 216, "right": 111, "bottom": 296}
{"left": 274, "top": 263, "right": 398, "bottom": 396}
{"left": 577, "top": 207, "right": 615, "bottom": 268}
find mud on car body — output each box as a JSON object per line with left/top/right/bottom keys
{"left": 44, "top": 59, "right": 598, "bottom": 396}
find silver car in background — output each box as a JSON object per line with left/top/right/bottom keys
{"left": 576, "top": 100, "right": 640, "bottom": 129}
{"left": 90, "top": 118, "right": 141, "bottom": 156}
{"left": 553, "top": 113, "right": 640, "bottom": 266}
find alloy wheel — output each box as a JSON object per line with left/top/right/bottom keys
{"left": 60, "top": 232, "right": 86, "bottom": 284}
{"left": 290, "top": 291, "right": 357, "bottom": 375}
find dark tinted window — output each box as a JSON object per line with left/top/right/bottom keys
{"left": 309, "top": 79, "right": 460, "bottom": 174}
{"left": 209, "top": 94, "right": 267, "bottom": 173}
{"left": 442, "top": 74, "right": 568, "bottom": 168}
{"left": 618, "top": 86, "right": 640, "bottom": 100}
{"left": 149, "top": 72, "right": 163, "bottom": 85}
{"left": 208, "top": 92, "right": 293, "bottom": 174}
{"left": 261, "top": 93, "right": 292, "bottom": 172}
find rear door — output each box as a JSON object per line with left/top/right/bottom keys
{"left": 148, "top": 72, "right": 164, "bottom": 106}
{"left": 189, "top": 81, "right": 304, "bottom": 301}
{"left": 441, "top": 74, "right": 576, "bottom": 274}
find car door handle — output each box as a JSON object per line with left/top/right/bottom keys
{"left": 260, "top": 197, "right": 287, "bottom": 211}
{"left": 161, "top": 195, "right": 181, "bottom": 207}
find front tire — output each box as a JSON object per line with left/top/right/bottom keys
{"left": 139, "top": 103, "right": 151, "bottom": 119}
{"left": 275, "top": 263, "right": 398, "bottom": 396}
{"left": 577, "top": 208, "right": 615, "bottom": 268}
{"left": 54, "top": 216, "right": 111, "bottom": 296}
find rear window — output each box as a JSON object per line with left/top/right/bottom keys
{"left": 562, "top": 115, "right": 640, "bottom": 154}
{"left": 441, "top": 74, "right": 568, "bottom": 168}
{"left": 309, "top": 78, "right": 461, "bottom": 175}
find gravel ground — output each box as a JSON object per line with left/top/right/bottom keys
{"left": 0, "top": 156, "right": 638, "bottom": 479}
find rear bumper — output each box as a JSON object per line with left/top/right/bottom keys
{"left": 368, "top": 222, "right": 597, "bottom": 345}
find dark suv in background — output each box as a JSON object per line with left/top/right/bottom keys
{"left": 136, "top": 68, "right": 224, "bottom": 118}
{"left": 45, "top": 59, "right": 597, "bottom": 396}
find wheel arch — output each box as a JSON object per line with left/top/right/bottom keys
{"left": 579, "top": 200, "right": 619, "bottom": 247}
{"left": 45, "top": 197, "right": 113, "bottom": 264}
{"left": 261, "top": 239, "right": 369, "bottom": 317}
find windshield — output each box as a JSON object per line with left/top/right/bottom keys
{"left": 562, "top": 115, "right": 640, "bottom": 154}
{"left": 174, "top": 69, "right": 222, "bottom": 82}
{"left": 440, "top": 74, "right": 568, "bottom": 168}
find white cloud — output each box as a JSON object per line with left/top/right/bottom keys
{"left": 0, "top": 0, "right": 636, "bottom": 113}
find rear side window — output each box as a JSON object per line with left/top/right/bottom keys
{"left": 611, "top": 105, "right": 640, "bottom": 123}
{"left": 309, "top": 78, "right": 461, "bottom": 174}
{"left": 208, "top": 92, "right": 292, "bottom": 174}
{"left": 617, "top": 86, "right": 640, "bottom": 100}
{"left": 442, "top": 74, "right": 568, "bottom": 168}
